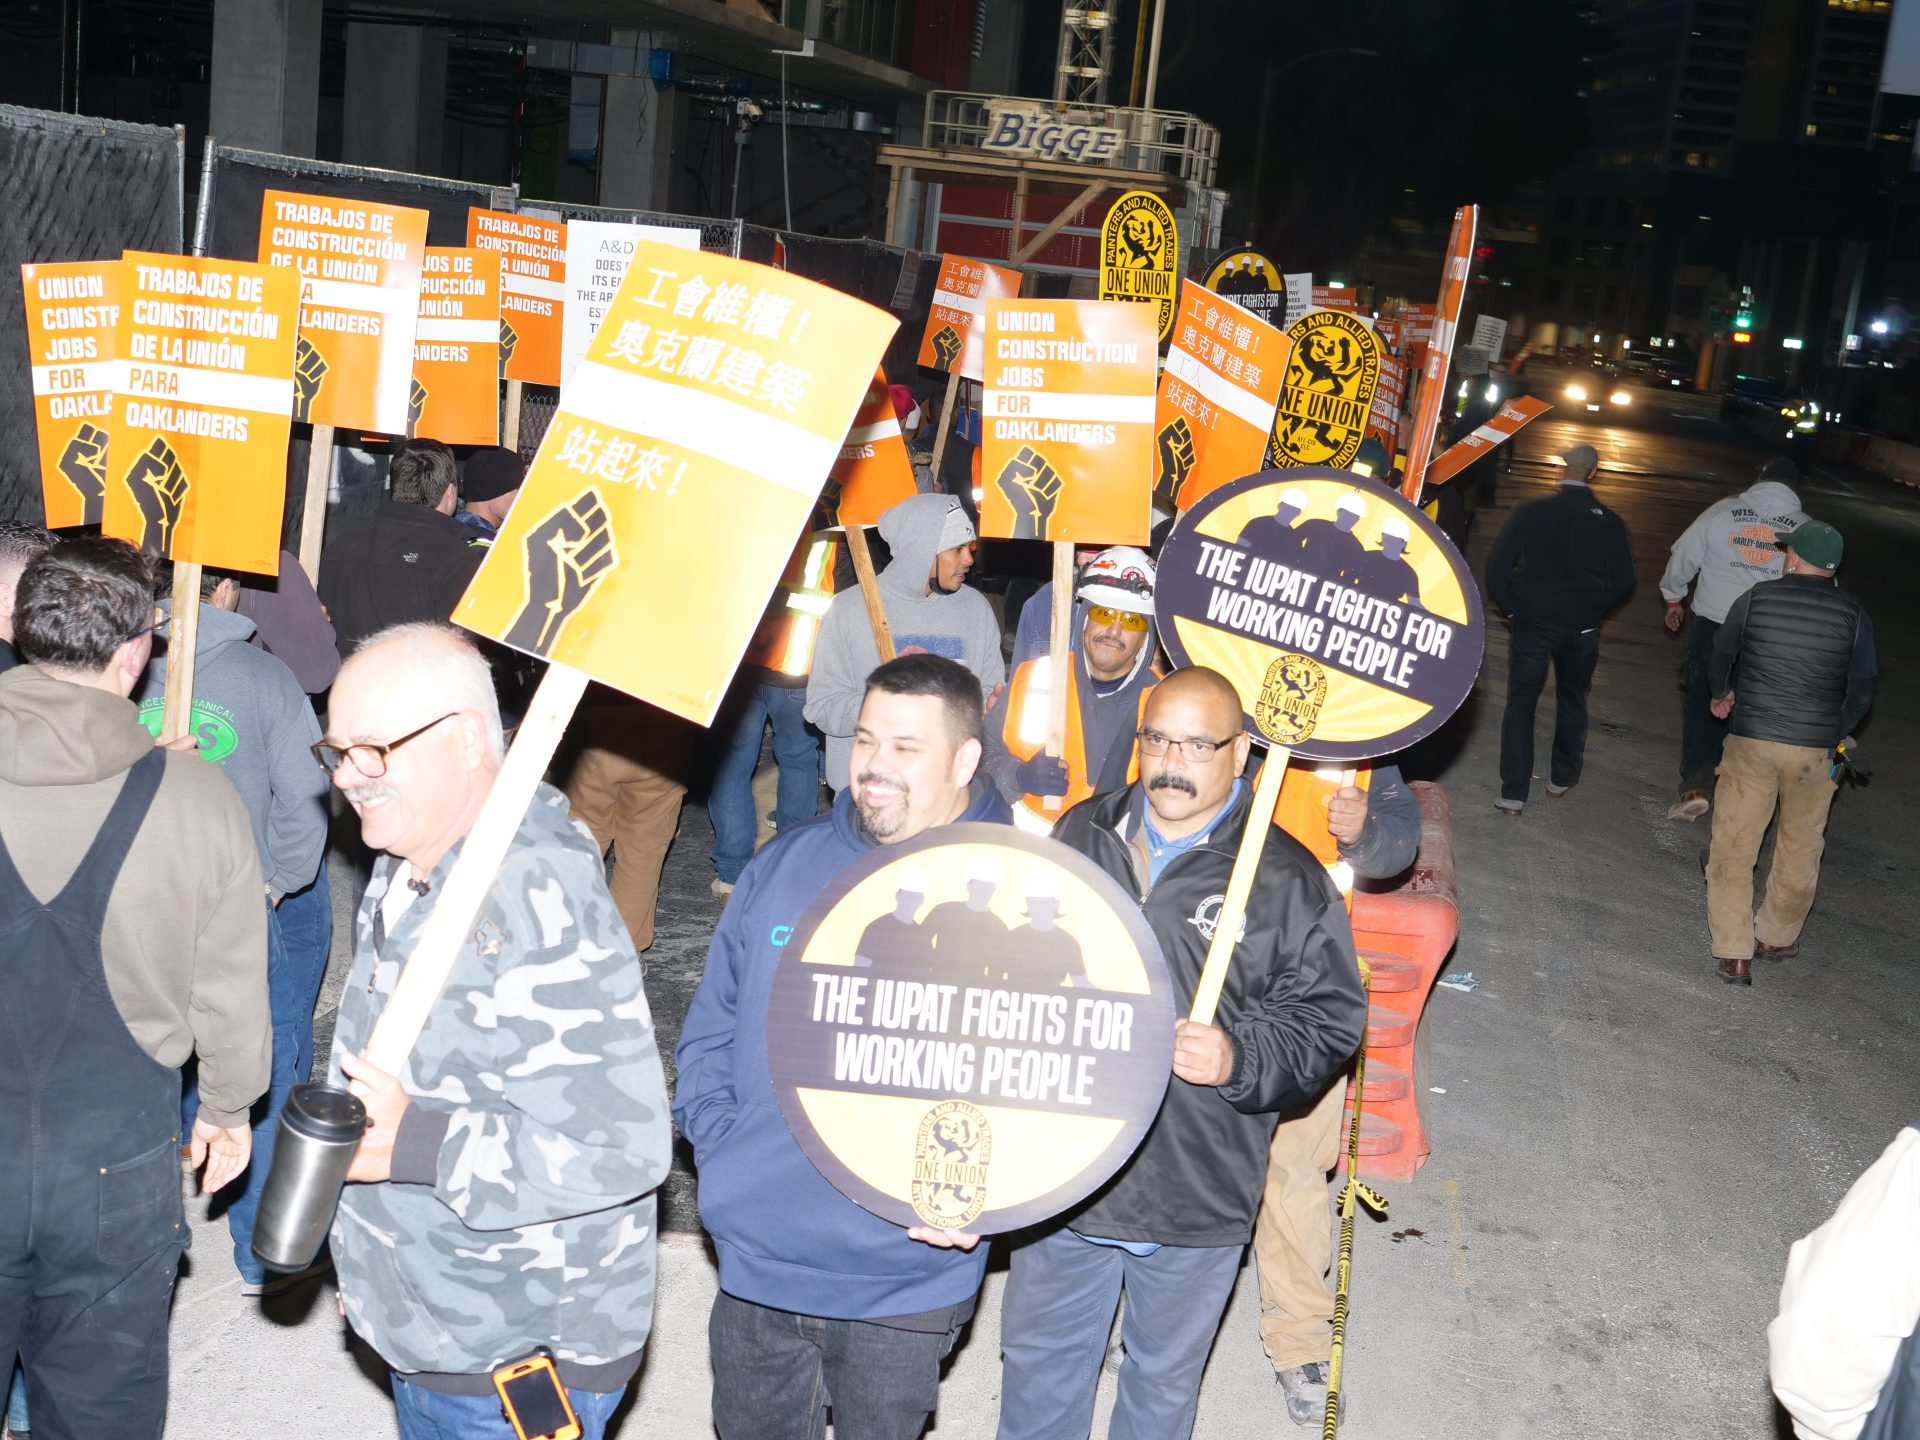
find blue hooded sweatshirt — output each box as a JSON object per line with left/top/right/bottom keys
{"left": 674, "top": 780, "right": 1011, "bottom": 1320}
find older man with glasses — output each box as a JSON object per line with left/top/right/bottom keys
{"left": 996, "top": 666, "right": 1366, "bottom": 1440}
{"left": 314, "top": 621, "right": 670, "bottom": 1440}
{"left": 985, "top": 546, "right": 1162, "bottom": 833}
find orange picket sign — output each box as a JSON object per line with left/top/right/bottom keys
{"left": 410, "top": 247, "right": 501, "bottom": 446}
{"left": 1423, "top": 396, "right": 1552, "bottom": 487}
{"left": 915, "top": 254, "right": 1021, "bottom": 382}
{"left": 103, "top": 251, "right": 299, "bottom": 575}
{"left": 831, "top": 367, "right": 918, "bottom": 526}
{"left": 259, "top": 189, "right": 429, "bottom": 434}
{"left": 980, "top": 299, "right": 1157, "bottom": 544}
{"left": 453, "top": 242, "right": 898, "bottom": 725}
{"left": 467, "top": 208, "right": 566, "bottom": 387}
{"left": 21, "top": 259, "right": 121, "bottom": 528}
{"left": 1368, "top": 355, "right": 1407, "bottom": 451}
{"left": 1400, "top": 205, "right": 1479, "bottom": 503}
{"left": 1158, "top": 279, "right": 1289, "bottom": 511}
{"left": 1311, "top": 285, "right": 1357, "bottom": 313}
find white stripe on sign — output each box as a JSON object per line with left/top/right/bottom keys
{"left": 503, "top": 273, "right": 565, "bottom": 302}
{"left": 30, "top": 361, "right": 126, "bottom": 397}
{"left": 932, "top": 287, "right": 984, "bottom": 318}
{"left": 560, "top": 361, "right": 838, "bottom": 498}
{"left": 846, "top": 417, "right": 903, "bottom": 444}
{"left": 415, "top": 318, "right": 498, "bottom": 343}
{"left": 984, "top": 390, "right": 1155, "bottom": 424}
{"left": 299, "top": 278, "right": 419, "bottom": 317}
{"left": 120, "top": 363, "right": 295, "bottom": 416}
{"left": 1166, "top": 348, "right": 1276, "bottom": 431}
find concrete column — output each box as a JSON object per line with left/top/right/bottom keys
{"left": 209, "top": 0, "right": 321, "bottom": 156}
{"left": 341, "top": 23, "right": 450, "bottom": 174}
{"left": 599, "top": 75, "right": 678, "bottom": 210}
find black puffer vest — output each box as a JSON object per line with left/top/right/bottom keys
{"left": 1729, "top": 575, "right": 1865, "bottom": 749}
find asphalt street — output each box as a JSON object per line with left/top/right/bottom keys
{"left": 172, "top": 394, "right": 1920, "bottom": 1439}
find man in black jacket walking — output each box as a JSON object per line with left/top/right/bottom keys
{"left": 1484, "top": 444, "right": 1636, "bottom": 814}
{"left": 996, "top": 667, "right": 1366, "bottom": 1440}
{"left": 1704, "top": 521, "right": 1875, "bottom": 984}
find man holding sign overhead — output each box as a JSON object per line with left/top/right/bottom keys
{"left": 997, "top": 667, "right": 1365, "bottom": 1440}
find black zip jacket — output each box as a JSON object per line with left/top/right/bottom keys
{"left": 1049, "top": 782, "right": 1366, "bottom": 1247}
{"left": 317, "top": 501, "right": 486, "bottom": 661}
{"left": 1485, "top": 483, "right": 1636, "bottom": 628}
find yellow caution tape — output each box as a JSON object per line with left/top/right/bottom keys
{"left": 1323, "top": 982, "right": 1387, "bottom": 1439}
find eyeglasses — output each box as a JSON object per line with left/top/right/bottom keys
{"left": 1136, "top": 729, "right": 1240, "bottom": 762}
{"left": 125, "top": 605, "right": 169, "bottom": 644}
{"left": 1087, "top": 605, "right": 1150, "bottom": 633}
{"left": 311, "top": 713, "right": 458, "bottom": 778}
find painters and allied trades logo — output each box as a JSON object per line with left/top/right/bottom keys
{"left": 1267, "top": 310, "right": 1381, "bottom": 470}
{"left": 911, "top": 1100, "right": 993, "bottom": 1227}
{"left": 1100, "top": 190, "right": 1179, "bottom": 342}
{"left": 1256, "top": 653, "right": 1328, "bottom": 744}
{"left": 764, "top": 824, "right": 1177, "bottom": 1234}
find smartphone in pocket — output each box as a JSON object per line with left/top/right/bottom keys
{"left": 492, "top": 1349, "right": 581, "bottom": 1440}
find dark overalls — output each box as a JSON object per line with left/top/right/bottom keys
{"left": 0, "top": 751, "right": 185, "bottom": 1439}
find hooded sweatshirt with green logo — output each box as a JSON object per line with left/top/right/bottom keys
{"left": 137, "top": 602, "right": 329, "bottom": 899}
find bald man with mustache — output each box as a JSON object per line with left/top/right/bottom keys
{"left": 995, "top": 667, "right": 1367, "bottom": 1440}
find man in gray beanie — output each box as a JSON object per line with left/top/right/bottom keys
{"left": 1484, "top": 444, "right": 1637, "bottom": 815}
{"left": 806, "top": 493, "right": 1006, "bottom": 792}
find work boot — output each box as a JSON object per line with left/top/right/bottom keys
{"left": 710, "top": 877, "right": 735, "bottom": 899}
{"left": 1277, "top": 1362, "right": 1329, "bottom": 1427}
{"left": 1494, "top": 798, "right": 1524, "bottom": 817}
{"left": 1546, "top": 782, "right": 1573, "bottom": 797}
{"left": 1668, "top": 790, "right": 1710, "bottom": 821}
{"left": 1715, "top": 955, "right": 1752, "bottom": 986}
{"left": 1756, "top": 939, "right": 1800, "bottom": 962}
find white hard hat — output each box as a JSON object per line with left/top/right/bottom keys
{"left": 965, "top": 855, "right": 1003, "bottom": 886}
{"left": 1279, "top": 487, "right": 1310, "bottom": 510}
{"left": 1077, "top": 546, "right": 1156, "bottom": 618}
{"left": 1336, "top": 491, "right": 1368, "bottom": 518}
{"left": 1380, "top": 515, "right": 1411, "bottom": 542}
{"left": 895, "top": 864, "right": 929, "bottom": 895}
{"left": 1025, "top": 868, "right": 1062, "bottom": 901}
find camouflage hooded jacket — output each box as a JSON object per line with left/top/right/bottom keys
{"left": 329, "top": 783, "right": 670, "bottom": 1389}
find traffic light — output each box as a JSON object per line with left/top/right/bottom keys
{"left": 1731, "top": 331, "right": 1752, "bottom": 345}
{"left": 1733, "top": 311, "right": 1752, "bottom": 330}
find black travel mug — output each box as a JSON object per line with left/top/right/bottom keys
{"left": 251, "top": 1082, "right": 367, "bottom": 1273}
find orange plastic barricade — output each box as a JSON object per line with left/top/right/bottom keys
{"left": 1344, "top": 780, "right": 1458, "bottom": 1182}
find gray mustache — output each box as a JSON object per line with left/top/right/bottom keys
{"left": 345, "top": 782, "right": 400, "bottom": 806}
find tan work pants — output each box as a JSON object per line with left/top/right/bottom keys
{"left": 560, "top": 702, "right": 697, "bottom": 953}
{"left": 1252, "top": 1074, "right": 1347, "bottom": 1372}
{"left": 1706, "top": 735, "right": 1838, "bottom": 960}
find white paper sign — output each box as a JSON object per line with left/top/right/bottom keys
{"left": 1283, "top": 272, "right": 1313, "bottom": 329}
{"left": 559, "top": 219, "right": 702, "bottom": 387}
{"left": 1469, "top": 314, "right": 1508, "bottom": 362}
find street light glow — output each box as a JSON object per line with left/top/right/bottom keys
{"left": 1871, "top": 319, "right": 1890, "bottom": 335}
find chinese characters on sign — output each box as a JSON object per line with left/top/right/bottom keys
{"left": 1157, "top": 279, "right": 1290, "bottom": 511}
{"left": 559, "top": 219, "right": 702, "bottom": 386}
{"left": 916, "top": 254, "right": 1022, "bottom": 382}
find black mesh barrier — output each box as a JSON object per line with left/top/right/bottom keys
{"left": 197, "top": 145, "right": 514, "bottom": 261}
{"left": 0, "top": 106, "right": 182, "bottom": 523}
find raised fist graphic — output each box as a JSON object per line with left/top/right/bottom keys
{"left": 504, "top": 488, "right": 618, "bottom": 657}
{"left": 1156, "top": 417, "right": 1197, "bottom": 503}
{"left": 930, "top": 324, "right": 962, "bottom": 373}
{"left": 407, "top": 377, "right": 429, "bottom": 437}
{"left": 57, "top": 422, "right": 110, "bottom": 518}
{"left": 499, "top": 319, "right": 519, "bottom": 373}
{"left": 293, "top": 336, "right": 329, "bottom": 424}
{"left": 994, "top": 445, "right": 1063, "bottom": 541}
{"left": 123, "top": 435, "right": 190, "bottom": 554}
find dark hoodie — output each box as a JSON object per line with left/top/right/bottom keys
{"left": 674, "top": 781, "right": 1012, "bottom": 1321}
{"left": 805, "top": 494, "right": 1007, "bottom": 790}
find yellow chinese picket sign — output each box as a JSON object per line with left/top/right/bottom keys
{"left": 453, "top": 242, "right": 898, "bottom": 725}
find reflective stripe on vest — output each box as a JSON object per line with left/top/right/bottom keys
{"left": 1001, "top": 654, "right": 1150, "bottom": 832}
{"left": 746, "top": 533, "right": 839, "bottom": 677}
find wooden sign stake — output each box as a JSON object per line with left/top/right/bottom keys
{"left": 925, "top": 368, "right": 963, "bottom": 488}
{"left": 503, "top": 378, "right": 524, "bottom": 451}
{"left": 297, "top": 424, "right": 333, "bottom": 586}
{"left": 1187, "top": 741, "right": 1289, "bottom": 1025}
{"left": 1042, "top": 541, "right": 1074, "bottom": 811}
{"left": 365, "top": 660, "right": 592, "bottom": 1074}
{"left": 159, "top": 560, "right": 202, "bottom": 745}
{"left": 843, "top": 523, "right": 896, "bottom": 662}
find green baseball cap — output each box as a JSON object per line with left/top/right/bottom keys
{"left": 1779, "top": 520, "right": 1843, "bottom": 570}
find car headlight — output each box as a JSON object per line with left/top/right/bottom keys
{"left": 1566, "top": 384, "right": 1587, "bottom": 401}
{"left": 1610, "top": 390, "right": 1631, "bottom": 406}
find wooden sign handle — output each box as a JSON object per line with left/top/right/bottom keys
{"left": 1042, "top": 541, "right": 1074, "bottom": 811}
{"left": 364, "top": 661, "right": 592, "bottom": 1075}
{"left": 843, "top": 524, "right": 896, "bottom": 663}
{"left": 159, "top": 560, "right": 202, "bottom": 745}
{"left": 925, "top": 368, "right": 963, "bottom": 488}
{"left": 1187, "top": 742, "right": 1289, "bottom": 1026}
{"left": 503, "top": 378, "right": 524, "bottom": 452}
{"left": 298, "top": 424, "right": 333, "bottom": 586}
